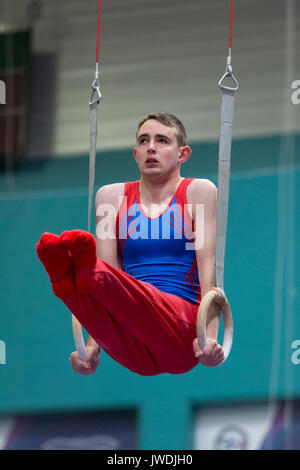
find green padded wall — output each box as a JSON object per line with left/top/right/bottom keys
{"left": 0, "top": 134, "right": 299, "bottom": 449}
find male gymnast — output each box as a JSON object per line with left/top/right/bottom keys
{"left": 36, "top": 113, "right": 224, "bottom": 376}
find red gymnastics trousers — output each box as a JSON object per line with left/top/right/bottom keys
{"left": 36, "top": 230, "right": 200, "bottom": 376}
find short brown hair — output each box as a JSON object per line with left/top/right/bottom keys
{"left": 136, "top": 113, "right": 187, "bottom": 147}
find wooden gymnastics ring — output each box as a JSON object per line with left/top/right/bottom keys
{"left": 72, "top": 315, "right": 87, "bottom": 362}
{"left": 197, "top": 287, "right": 233, "bottom": 363}
{"left": 72, "top": 315, "right": 100, "bottom": 364}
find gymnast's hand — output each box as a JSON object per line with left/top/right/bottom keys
{"left": 193, "top": 337, "right": 225, "bottom": 367}
{"left": 69, "top": 345, "right": 100, "bottom": 375}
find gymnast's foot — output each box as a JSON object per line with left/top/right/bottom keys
{"left": 36, "top": 233, "right": 75, "bottom": 299}
{"left": 60, "top": 230, "right": 97, "bottom": 293}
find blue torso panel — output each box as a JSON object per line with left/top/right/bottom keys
{"left": 116, "top": 179, "right": 200, "bottom": 304}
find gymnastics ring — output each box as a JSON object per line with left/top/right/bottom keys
{"left": 72, "top": 315, "right": 87, "bottom": 362}
{"left": 72, "top": 315, "right": 100, "bottom": 364}
{"left": 197, "top": 287, "right": 233, "bottom": 363}
{"left": 70, "top": 0, "right": 102, "bottom": 366}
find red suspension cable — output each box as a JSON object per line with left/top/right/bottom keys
{"left": 96, "top": 0, "right": 102, "bottom": 64}
{"left": 228, "top": 0, "right": 234, "bottom": 49}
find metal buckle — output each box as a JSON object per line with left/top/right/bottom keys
{"left": 218, "top": 57, "right": 239, "bottom": 92}
{"left": 89, "top": 78, "right": 102, "bottom": 106}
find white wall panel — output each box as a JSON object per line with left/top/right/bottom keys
{"left": 1, "top": 0, "right": 299, "bottom": 158}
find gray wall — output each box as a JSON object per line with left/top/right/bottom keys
{"left": 1, "top": 0, "right": 300, "bottom": 158}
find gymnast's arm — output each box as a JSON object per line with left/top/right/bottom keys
{"left": 70, "top": 183, "right": 124, "bottom": 375}
{"left": 94, "top": 182, "right": 124, "bottom": 269}
{"left": 86, "top": 183, "right": 125, "bottom": 349}
{"left": 187, "top": 178, "right": 224, "bottom": 367}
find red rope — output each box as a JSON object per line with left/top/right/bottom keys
{"left": 228, "top": 0, "right": 234, "bottom": 48}
{"left": 96, "top": 0, "right": 102, "bottom": 64}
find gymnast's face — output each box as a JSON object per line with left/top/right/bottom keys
{"left": 133, "top": 119, "right": 191, "bottom": 178}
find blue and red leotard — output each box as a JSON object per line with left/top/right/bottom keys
{"left": 117, "top": 178, "right": 200, "bottom": 304}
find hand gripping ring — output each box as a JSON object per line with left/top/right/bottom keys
{"left": 196, "top": 287, "right": 233, "bottom": 363}
{"left": 72, "top": 315, "right": 87, "bottom": 362}
{"left": 72, "top": 315, "right": 100, "bottom": 363}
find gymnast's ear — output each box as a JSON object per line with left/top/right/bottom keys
{"left": 133, "top": 147, "right": 137, "bottom": 161}
{"left": 178, "top": 145, "right": 192, "bottom": 164}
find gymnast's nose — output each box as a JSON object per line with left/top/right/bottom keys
{"left": 147, "top": 139, "right": 157, "bottom": 154}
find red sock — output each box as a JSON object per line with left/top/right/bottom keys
{"left": 60, "top": 230, "right": 97, "bottom": 293}
{"left": 36, "top": 233, "right": 75, "bottom": 298}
